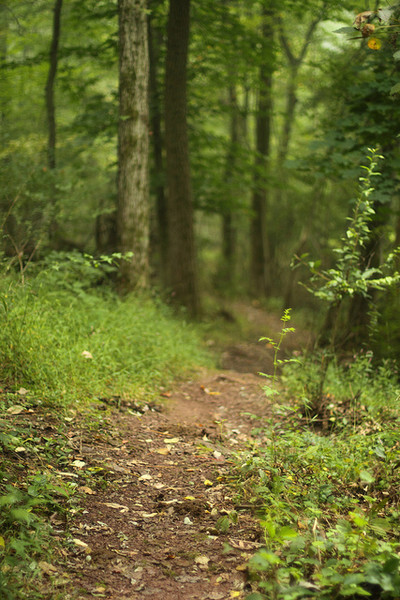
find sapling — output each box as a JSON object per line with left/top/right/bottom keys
{"left": 295, "top": 148, "right": 400, "bottom": 405}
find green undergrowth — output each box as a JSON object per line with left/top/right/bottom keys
{"left": 235, "top": 354, "right": 400, "bottom": 600}
{"left": 0, "top": 258, "right": 211, "bottom": 598}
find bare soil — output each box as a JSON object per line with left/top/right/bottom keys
{"left": 55, "top": 309, "right": 312, "bottom": 600}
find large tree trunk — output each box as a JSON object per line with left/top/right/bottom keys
{"left": 148, "top": 3, "right": 168, "bottom": 282}
{"left": 45, "top": 0, "right": 62, "bottom": 242}
{"left": 250, "top": 4, "right": 275, "bottom": 297}
{"left": 117, "top": 0, "right": 150, "bottom": 291}
{"left": 164, "top": 0, "right": 199, "bottom": 316}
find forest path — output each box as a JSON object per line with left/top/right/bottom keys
{"left": 64, "top": 309, "right": 312, "bottom": 600}
{"left": 66, "top": 371, "right": 269, "bottom": 600}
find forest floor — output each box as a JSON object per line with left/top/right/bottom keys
{"left": 48, "top": 305, "right": 314, "bottom": 600}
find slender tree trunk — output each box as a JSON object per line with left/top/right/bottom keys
{"left": 117, "top": 0, "right": 150, "bottom": 291}
{"left": 45, "top": 0, "right": 62, "bottom": 242}
{"left": 220, "top": 85, "right": 239, "bottom": 289}
{"left": 250, "top": 4, "right": 275, "bottom": 297}
{"left": 165, "top": 0, "right": 199, "bottom": 316}
{"left": 148, "top": 5, "right": 168, "bottom": 282}
{"left": 46, "top": 0, "right": 62, "bottom": 171}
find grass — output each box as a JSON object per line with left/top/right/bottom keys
{"left": 0, "top": 259, "right": 211, "bottom": 599}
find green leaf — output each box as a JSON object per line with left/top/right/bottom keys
{"left": 390, "top": 82, "right": 400, "bottom": 96}
{"left": 359, "top": 469, "right": 375, "bottom": 484}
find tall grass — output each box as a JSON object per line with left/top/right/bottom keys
{"left": 0, "top": 261, "right": 210, "bottom": 406}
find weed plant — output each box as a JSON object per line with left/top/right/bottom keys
{"left": 238, "top": 354, "right": 400, "bottom": 600}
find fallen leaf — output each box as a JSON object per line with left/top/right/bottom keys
{"left": 38, "top": 561, "right": 58, "bottom": 575}
{"left": 163, "top": 437, "right": 180, "bottom": 444}
{"left": 184, "top": 516, "right": 193, "bottom": 525}
{"left": 18, "top": 388, "right": 28, "bottom": 395}
{"left": 71, "top": 460, "right": 86, "bottom": 469}
{"left": 141, "top": 512, "right": 158, "bottom": 518}
{"left": 184, "top": 496, "right": 196, "bottom": 501}
{"left": 204, "top": 479, "right": 213, "bottom": 487}
{"left": 103, "top": 502, "right": 129, "bottom": 512}
{"left": 0, "top": 536, "right": 5, "bottom": 548}
{"left": 228, "top": 538, "right": 262, "bottom": 550}
{"left": 138, "top": 473, "right": 152, "bottom": 481}
{"left": 6, "top": 405, "right": 25, "bottom": 415}
{"left": 81, "top": 351, "right": 93, "bottom": 359}
{"left": 195, "top": 555, "right": 210, "bottom": 565}
{"left": 208, "top": 593, "right": 225, "bottom": 600}
{"left": 14, "top": 447, "right": 27, "bottom": 453}
{"left": 154, "top": 447, "right": 170, "bottom": 455}
{"left": 78, "top": 486, "right": 96, "bottom": 495}
{"left": 72, "top": 538, "right": 89, "bottom": 549}
{"left": 230, "top": 592, "right": 241, "bottom": 598}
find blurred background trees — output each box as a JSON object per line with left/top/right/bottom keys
{"left": 2, "top": 0, "right": 400, "bottom": 355}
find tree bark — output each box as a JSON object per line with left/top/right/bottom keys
{"left": 117, "top": 0, "right": 150, "bottom": 291}
{"left": 46, "top": 0, "right": 62, "bottom": 172}
{"left": 250, "top": 4, "right": 275, "bottom": 297}
{"left": 165, "top": 0, "right": 199, "bottom": 316}
{"left": 148, "top": 4, "right": 168, "bottom": 282}
{"left": 220, "top": 85, "right": 239, "bottom": 289}
{"left": 45, "top": 0, "right": 62, "bottom": 242}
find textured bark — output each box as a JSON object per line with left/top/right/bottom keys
{"left": 117, "top": 0, "right": 150, "bottom": 291}
{"left": 220, "top": 85, "right": 239, "bottom": 288}
{"left": 165, "top": 0, "right": 199, "bottom": 316}
{"left": 148, "top": 5, "right": 168, "bottom": 281}
{"left": 45, "top": 0, "right": 62, "bottom": 243}
{"left": 250, "top": 5, "right": 275, "bottom": 297}
{"left": 45, "top": 0, "right": 62, "bottom": 171}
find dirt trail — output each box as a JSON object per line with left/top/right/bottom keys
{"left": 61, "top": 310, "right": 312, "bottom": 599}
{"left": 64, "top": 372, "right": 270, "bottom": 600}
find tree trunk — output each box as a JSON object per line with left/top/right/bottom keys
{"left": 250, "top": 4, "right": 275, "bottom": 297}
{"left": 220, "top": 85, "right": 239, "bottom": 289}
{"left": 117, "top": 0, "right": 150, "bottom": 291}
{"left": 164, "top": 0, "right": 199, "bottom": 316}
{"left": 45, "top": 0, "right": 63, "bottom": 242}
{"left": 148, "top": 4, "right": 168, "bottom": 282}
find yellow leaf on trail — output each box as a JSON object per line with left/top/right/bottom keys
{"left": 78, "top": 486, "right": 96, "bottom": 495}
{"left": 368, "top": 37, "right": 382, "bottom": 50}
{"left": 203, "top": 479, "right": 213, "bottom": 487}
{"left": 164, "top": 437, "right": 180, "bottom": 444}
{"left": 155, "top": 447, "right": 170, "bottom": 455}
{"left": 230, "top": 592, "right": 241, "bottom": 598}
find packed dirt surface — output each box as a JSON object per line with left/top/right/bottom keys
{"left": 64, "top": 372, "right": 269, "bottom": 600}
{"left": 59, "top": 309, "right": 313, "bottom": 599}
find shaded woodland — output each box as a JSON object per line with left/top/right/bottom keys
{"left": 2, "top": 0, "right": 400, "bottom": 346}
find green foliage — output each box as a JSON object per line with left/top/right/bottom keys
{"left": 259, "top": 309, "right": 296, "bottom": 397}
{"left": 300, "top": 149, "right": 399, "bottom": 307}
{"left": 0, "top": 253, "right": 210, "bottom": 405}
{"left": 236, "top": 356, "right": 400, "bottom": 599}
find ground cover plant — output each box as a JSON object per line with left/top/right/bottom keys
{"left": 233, "top": 161, "right": 400, "bottom": 598}
{"left": 236, "top": 354, "right": 400, "bottom": 600}
{"left": 0, "top": 256, "right": 210, "bottom": 598}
